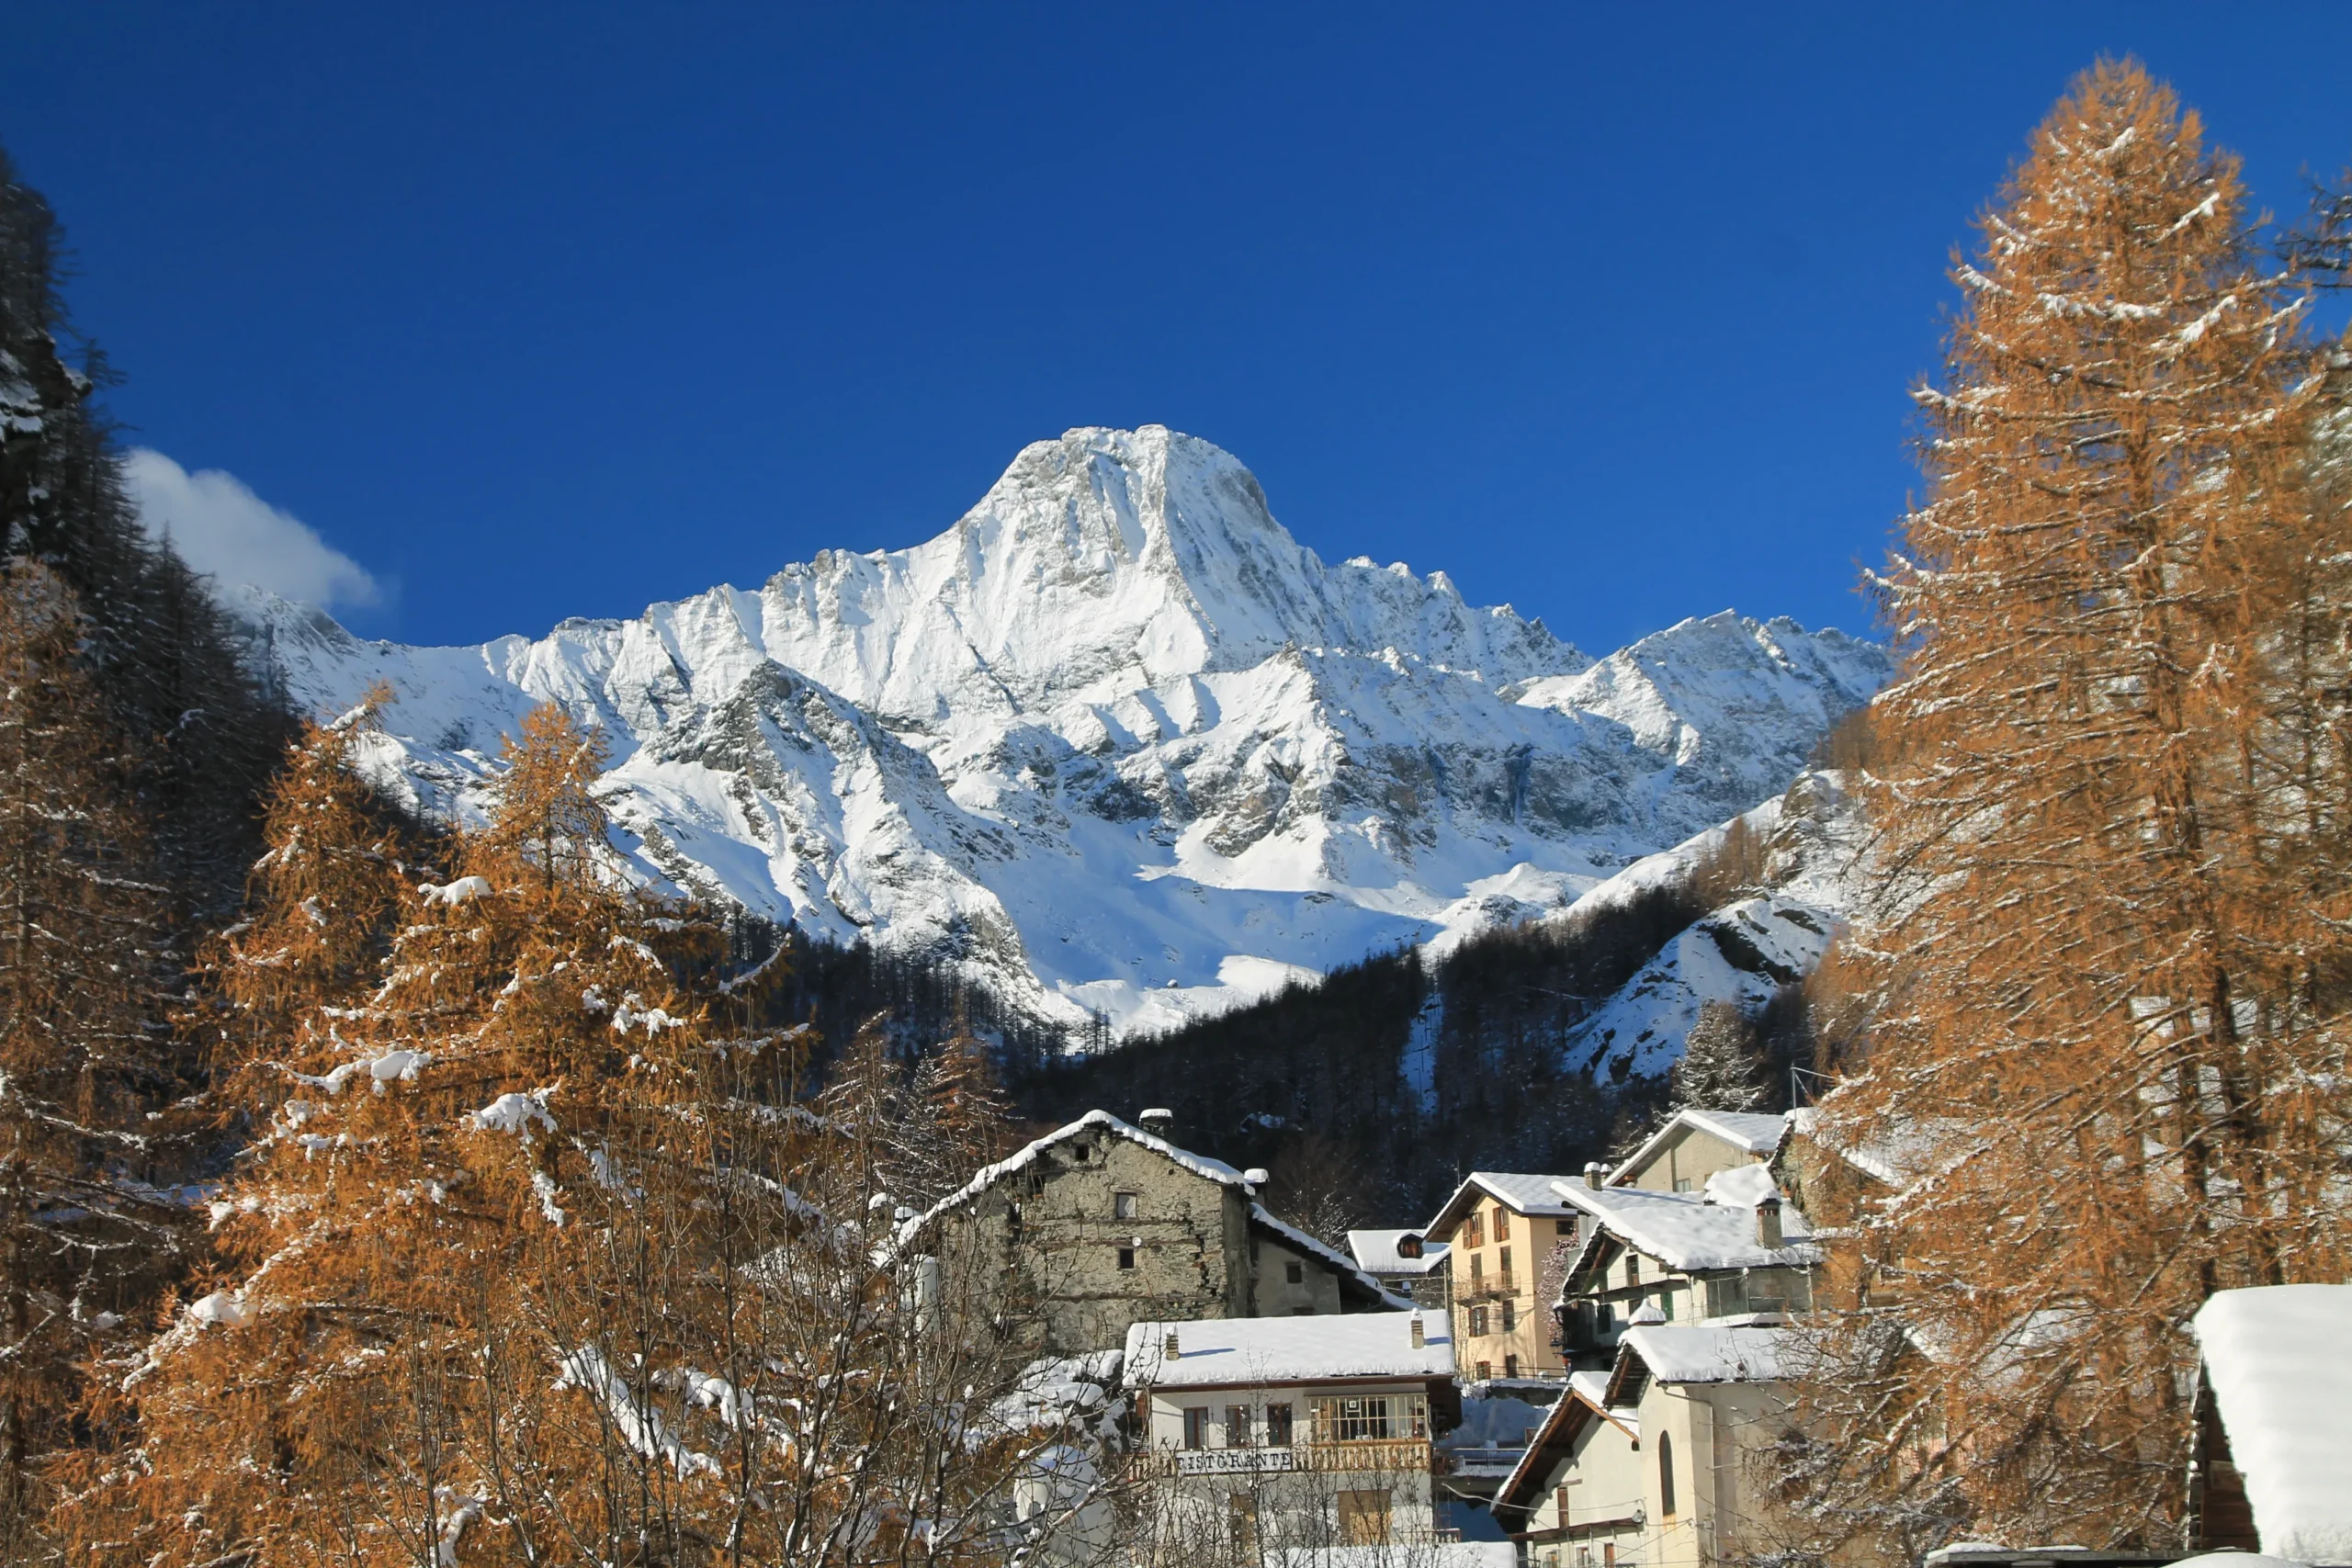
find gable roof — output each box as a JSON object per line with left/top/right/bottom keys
{"left": 1620, "top": 1324, "right": 1797, "bottom": 1386}
{"left": 1348, "top": 1228, "right": 1451, "bottom": 1275}
{"left": 1491, "top": 1370, "right": 1640, "bottom": 1519}
{"left": 2193, "top": 1283, "right": 2352, "bottom": 1565}
{"left": 1554, "top": 1176, "right": 1820, "bottom": 1276}
{"left": 1425, "top": 1171, "right": 1581, "bottom": 1237}
{"left": 901, "top": 1109, "right": 1411, "bottom": 1309}
{"left": 1124, "top": 1311, "right": 1453, "bottom": 1390}
{"left": 1609, "top": 1108, "right": 1790, "bottom": 1188}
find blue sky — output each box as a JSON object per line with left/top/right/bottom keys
{"left": 6, "top": 4, "right": 2349, "bottom": 655}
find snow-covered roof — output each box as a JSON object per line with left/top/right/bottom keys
{"left": 1348, "top": 1228, "right": 1451, "bottom": 1275}
{"left": 1123, "top": 1312, "right": 1453, "bottom": 1390}
{"left": 2193, "top": 1283, "right": 2352, "bottom": 1565}
{"left": 902, "top": 1110, "right": 1410, "bottom": 1308}
{"left": 1552, "top": 1175, "right": 1819, "bottom": 1273}
{"left": 1621, "top": 1324, "right": 1795, "bottom": 1385}
{"left": 1426, "top": 1171, "right": 1580, "bottom": 1235}
{"left": 1609, "top": 1108, "right": 1788, "bottom": 1187}
{"left": 1492, "top": 1369, "right": 1638, "bottom": 1514}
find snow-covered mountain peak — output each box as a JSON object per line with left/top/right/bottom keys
{"left": 219, "top": 427, "right": 1885, "bottom": 1037}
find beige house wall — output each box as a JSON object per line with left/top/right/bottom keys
{"left": 1441, "top": 1196, "right": 1575, "bottom": 1380}
{"left": 1614, "top": 1126, "right": 1767, "bottom": 1195}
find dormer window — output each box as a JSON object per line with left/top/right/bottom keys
{"left": 1397, "top": 1234, "right": 1423, "bottom": 1259}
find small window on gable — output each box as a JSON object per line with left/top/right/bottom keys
{"left": 1117, "top": 1247, "right": 1136, "bottom": 1270}
{"left": 1464, "top": 1212, "right": 1485, "bottom": 1249}
{"left": 1625, "top": 1254, "right": 1640, "bottom": 1284}
{"left": 1285, "top": 1261, "right": 1304, "bottom": 1286}
{"left": 1071, "top": 1143, "right": 1091, "bottom": 1163}
{"left": 1114, "top": 1190, "right": 1137, "bottom": 1220}
{"left": 1494, "top": 1206, "right": 1510, "bottom": 1241}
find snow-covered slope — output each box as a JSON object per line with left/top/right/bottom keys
{"left": 1554, "top": 770, "right": 1869, "bottom": 1078}
{"left": 225, "top": 426, "right": 1887, "bottom": 1038}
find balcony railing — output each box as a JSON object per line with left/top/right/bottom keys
{"left": 1136, "top": 1439, "right": 1433, "bottom": 1479}
{"left": 1462, "top": 1271, "right": 1518, "bottom": 1300}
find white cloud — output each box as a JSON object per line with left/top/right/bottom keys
{"left": 124, "top": 448, "right": 384, "bottom": 612}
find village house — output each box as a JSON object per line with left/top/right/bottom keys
{"left": 1491, "top": 1323, "right": 1803, "bottom": 1568}
{"left": 1350, "top": 1228, "right": 1453, "bottom": 1312}
{"left": 1424, "top": 1173, "right": 1582, "bottom": 1382}
{"left": 1607, "top": 1109, "right": 1789, "bottom": 1195}
{"left": 904, "top": 1109, "right": 1407, "bottom": 1358}
{"left": 1122, "top": 1310, "right": 1462, "bottom": 1560}
{"left": 1551, "top": 1163, "right": 1821, "bottom": 1371}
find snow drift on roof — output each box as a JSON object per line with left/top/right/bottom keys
{"left": 1623, "top": 1325, "right": 1795, "bottom": 1384}
{"left": 1348, "top": 1228, "right": 1451, "bottom": 1275}
{"left": 1124, "top": 1312, "right": 1453, "bottom": 1389}
{"left": 1553, "top": 1178, "right": 1818, "bottom": 1272}
{"left": 2193, "top": 1284, "right": 2352, "bottom": 1565}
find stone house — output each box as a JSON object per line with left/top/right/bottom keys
{"left": 904, "top": 1110, "right": 1405, "bottom": 1358}
{"left": 1122, "top": 1310, "right": 1461, "bottom": 1559}
{"left": 1551, "top": 1164, "right": 1820, "bottom": 1371}
{"left": 1424, "top": 1173, "right": 1582, "bottom": 1382}
{"left": 1492, "top": 1324, "right": 1803, "bottom": 1568}
{"left": 1349, "top": 1228, "right": 1453, "bottom": 1313}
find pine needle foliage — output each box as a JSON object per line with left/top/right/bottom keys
{"left": 1785, "top": 61, "right": 2352, "bottom": 1557}
{"left": 0, "top": 564, "right": 182, "bottom": 1560}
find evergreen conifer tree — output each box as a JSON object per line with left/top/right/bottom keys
{"left": 1668, "top": 1000, "right": 1770, "bottom": 1112}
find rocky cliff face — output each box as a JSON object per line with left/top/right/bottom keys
{"left": 230, "top": 425, "right": 1888, "bottom": 1037}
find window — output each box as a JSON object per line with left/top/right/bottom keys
{"left": 1556, "top": 1485, "right": 1571, "bottom": 1522}
{"left": 1229, "top": 1494, "right": 1260, "bottom": 1555}
{"left": 1476, "top": 1359, "right": 1492, "bottom": 1381}
{"left": 1071, "top": 1143, "right": 1091, "bottom": 1163}
{"left": 1605, "top": 1545, "right": 1617, "bottom": 1568}
{"left": 1293, "top": 1306, "right": 1315, "bottom": 1315}
{"left": 1337, "top": 1489, "right": 1392, "bottom": 1547}
{"left": 1470, "top": 1253, "right": 1485, "bottom": 1281}
{"left": 1504, "top": 1353, "right": 1521, "bottom": 1378}
{"left": 1226, "top": 1404, "right": 1253, "bottom": 1447}
{"left": 1659, "top": 1430, "right": 1677, "bottom": 1517}
{"left": 1310, "top": 1394, "right": 1399, "bottom": 1443}
{"left": 1117, "top": 1247, "right": 1136, "bottom": 1270}
{"left": 1183, "top": 1407, "right": 1209, "bottom": 1450}
{"left": 1659, "top": 1290, "right": 1674, "bottom": 1321}
{"left": 1114, "top": 1190, "right": 1137, "bottom": 1220}
{"left": 1464, "top": 1213, "right": 1485, "bottom": 1248}
{"left": 1499, "top": 1245, "right": 1513, "bottom": 1280}
{"left": 1469, "top": 1305, "right": 1488, "bottom": 1337}
{"left": 1501, "top": 1301, "right": 1517, "bottom": 1332}
{"left": 1285, "top": 1260, "right": 1304, "bottom": 1285}
{"left": 1265, "top": 1402, "right": 1294, "bottom": 1447}
{"left": 1494, "top": 1207, "right": 1510, "bottom": 1241}
{"left": 1397, "top": 1234, "right": 1423, "bottom": 1258}
{"left": 1560, "top": 1216, "right": 1579, "bottom": 1245}
{"left": 1624, "top": 1255, "right": 1640, "bottom": 1284}
{"left": 1674, "top": 1178, "right": 1693, "bottom": 1192}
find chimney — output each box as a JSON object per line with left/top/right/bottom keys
{"left": 1756, "top": 1195, "right": 1783, "bottom": 1250}
{"left": 1583, "top": 1162, "right": 1608, "bottom": 1190}
{"left": 1139, "top": 1108, "right": 1174, "bottom": 1139}
{"left": 1163, "top": 1330, "right": 1181, "bottom": 1361}
{"left": 1409, "top": 1313, "right": 1426, "bottom": 1349}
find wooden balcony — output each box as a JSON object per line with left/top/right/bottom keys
{"left": 1135, "top": 1438, "right": 1433, "bottom": 1479}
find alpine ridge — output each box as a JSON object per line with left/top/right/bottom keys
{"left": 224, "top": 426, "right": 1889, "bottom": 1037}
